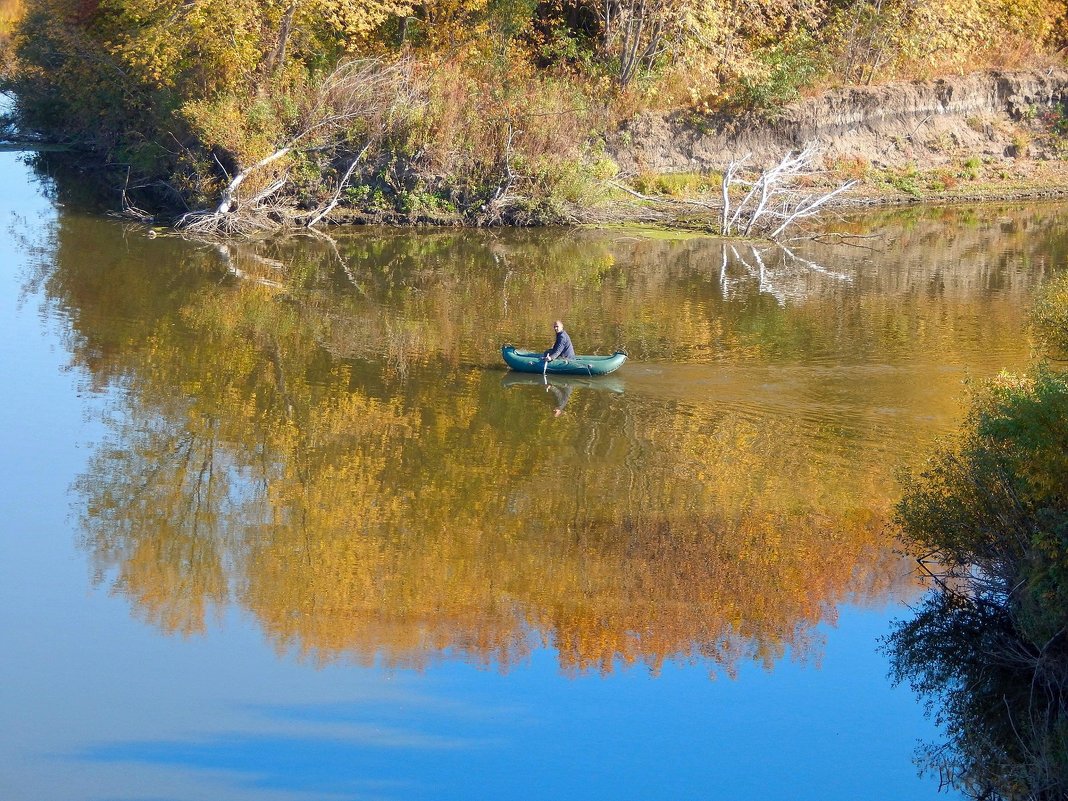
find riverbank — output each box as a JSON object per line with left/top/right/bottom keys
{"left": 161, "top": 66, "right": 1068, "bottom": 230}
{"left": 8, "top": 0, "right": 1066, "bottom": 233}
{"left": 18, "top": 66, "right": 1068, "bottom": 233}
{"left": 581, "top": 66, "right": 1068, "bottom": 228}
{"left": 562, "top": 160, "right": 1068, "bottom": 231}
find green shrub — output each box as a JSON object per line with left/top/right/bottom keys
{"left": 734, "top": 29, "right": 828, "bottom": 118}
{"left": 959, "top": 156, "right": 982, "bottom": 181}
{"left": 884, "top": 163, "right": 922, "bottom": 196}
{"left": 890, "top": 296, "right": 1068, "bottom": 798}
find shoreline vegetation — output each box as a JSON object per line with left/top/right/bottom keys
{"left": 0, "top": 0, "right": 1066, "bottom": 233}
{"left": 888, "top": 273, "right": 1068, "bottom": 801}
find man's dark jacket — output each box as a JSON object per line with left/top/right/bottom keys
{"left": 546, "top": 330, "right": 576, "bottom": 360}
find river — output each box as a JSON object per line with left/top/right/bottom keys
{"left": 1, "top": 149, "right": 1065, "bottom": 801}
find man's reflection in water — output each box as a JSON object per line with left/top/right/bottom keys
{"left": 546, "top": 381, "right": 573, "bottom": 417}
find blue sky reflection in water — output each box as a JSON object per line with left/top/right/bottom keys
{"left": 8, "top": 148, "right": 1066, "bottom": 800}
{"left": 69, "top": 611, "right": 928, "bottom": 801}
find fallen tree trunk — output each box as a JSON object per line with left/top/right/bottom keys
{"left": 306, "top": 144, "right": 370, "bottom": 228}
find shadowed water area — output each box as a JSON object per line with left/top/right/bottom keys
{"left": 2, "top": 150, "right": 1067, "bottom": 800}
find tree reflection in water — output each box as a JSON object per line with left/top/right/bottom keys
{"left": 35, "top": 205, "right": 1065, "bottom": 676}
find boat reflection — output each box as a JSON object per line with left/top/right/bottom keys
{"left": 502, "top": 372, "right": 625, "bottom": 417}
{"left": 500, "top": 373, "right": 626, "bottom": 394}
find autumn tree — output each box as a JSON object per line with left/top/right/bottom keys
{"left": 12, "top": 0, "right": 416, "bottom": 157}
{"left": 823, "top": 0, "right": 1067, "bottom": 85}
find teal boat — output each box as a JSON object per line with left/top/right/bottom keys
{"left": 501, "top": 345, "right": 627, "bottom": 376}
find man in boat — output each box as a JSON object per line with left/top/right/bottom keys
{"left": 543, "top": 320, "right": 575, "bottom": 363}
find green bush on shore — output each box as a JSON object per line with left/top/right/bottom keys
{"left": 888, "top": 273, "right": 1068, "bottom": 800}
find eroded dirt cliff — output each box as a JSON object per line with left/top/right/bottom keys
{"left": 612, "top": 68, "right": 1068, "bottom": 179}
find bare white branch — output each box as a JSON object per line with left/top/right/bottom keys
{"left": 719, "top": 143, "right": 853, "bottom": 240}
{"left": 214, "top": 147, "right": 292, "bottom": 215}
{"left": 306, "top": 143, "right": 371, "bottom": 228}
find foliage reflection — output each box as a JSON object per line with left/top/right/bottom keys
{"left": 39, "top": 205, "right": 1064, "bottom": 674}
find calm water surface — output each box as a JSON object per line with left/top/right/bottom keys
{"left": 2, "top": 150, "right": 1066, "bottom": 801}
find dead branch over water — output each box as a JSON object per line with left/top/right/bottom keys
{"left": 721, "top": 145, "right": 859, "bottom": 238}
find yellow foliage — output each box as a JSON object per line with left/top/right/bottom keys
{"left": 823, "top": 0, "right": 1065, "bottom": 83}
{"left": 0, "top": 0, "right": 24, "bottom": 38}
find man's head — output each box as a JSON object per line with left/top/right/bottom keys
{"left": 553, "top": 320, "right": 564, "bottom": 333}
